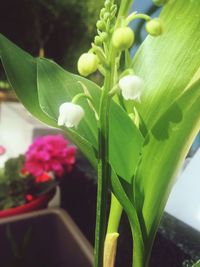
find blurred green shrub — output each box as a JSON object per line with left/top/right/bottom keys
{"left": 0, "top": 0, "right": 105, "bottom": 73}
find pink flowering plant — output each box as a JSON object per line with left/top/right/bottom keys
{"left": 0, "top": 135, "right": 76, "bottom": 210}
{"left": 0, "top": 0, "right": 200, "bottom": 266}
{"left": 24, "top": 134, "right": 76, "bottom": 177}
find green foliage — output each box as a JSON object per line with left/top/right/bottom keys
{"left": 0, "top": 33, "right": 144, "bottom": 182}
{"left": 0, "top": 0, "right": 200, "bottom": 266}
{"left": 0, "top": 154, "right": 57, "bottom": 210}
{"left": 0, "top": 0, "right": 104, "bottom": 72}
{"left": 4, "top": 155, "right": 25, "bottom": 182}
{"left": 193, "top": 260, "right": 200, "bottom": 267}
{"left": 0, "top": 155, "right": 28, "bottom": 210}
{"left": 131, "top": 0, "right": 200, "bottom": 250}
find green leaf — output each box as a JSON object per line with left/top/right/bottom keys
{"left": 135, "top": 79, "right": 200, "bottom": 243}
{"left": 0, "top": 34, "right": 97, "bottom": 169}
{"left": 0, "top": 35, "right": 143, "bottom": 183}
{"left": 193, "top": 260, "right": 200, "bottom": 267}
{"left": 127, "top": 0, "right": 200, "bottom": 254}
{"left": 0, "top": 34, "right": 56, "bottom": 127}
{"left": 132, "top": 0, "right": 200, "bottom": 130}
{"left": 37, "top": 58, "right": 98, "bottom": 147}
{"left": 109, "top": 103, "right": 143, "bottom": 182}
{"left": 37, "top": 58, "right": 144, "bottom": 183}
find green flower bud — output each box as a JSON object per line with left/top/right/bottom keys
{"left": 104, "top": 0, "right": 111, "bottom": 9}
{"left": 96, "top": 20, "right": 105, "bottom": 31}
{"left": 153, "top": 0, "right": 169, "bottom": 6}
{"left": 145, "top": 19, "right": 163, "bottom": 36}
{"left": 110, "top": 4, "right": 117, "bottom": 13}
{"left": 100, "top": 8, "right": 106, "bottom": 18}
{"left": 77, "top": 53, "right": 99, "bottom": 77}
{"left": 112, "top": 27, "right": 134, "bottom": 50}
{"left": 94, "top": 36, "right": 103, "bottom": 46}
{"left": 103, "top": 12, "right": 110, "bottom": 20}
{"left": 100, "top": 32, "right": 108, "bottom": 42}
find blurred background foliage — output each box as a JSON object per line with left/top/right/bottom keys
{"left": 0, "top": 0, "right": 105, "bottom": 77}
{"left": 0, "top": 0, "right": 158, "bottom": 85}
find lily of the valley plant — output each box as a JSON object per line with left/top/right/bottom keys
{"left": 0, "top": 0, "right": 200, "bottom": 266}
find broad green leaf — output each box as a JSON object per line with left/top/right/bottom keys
{"left": 37, "top": 58, "right": 144, "bottom": 182}
{"left": 128, "top": 0, "right": 200, "bottom": 252}
{"left": 134, "top": 79, "right": 200, "bottom": 243}
{"left": 109, "top": 103, "right": 143, "bottom": 182}
{"left": 0, "top": 34, "right": 97, "bottom": 168}
{"left": 0, "top": 33, "right": 55, "bottom": 127}
{"left": 37, "top": 58, "right": 98, "bottom": 147}
{"left": 0, "top": 34, "right": 144, "bottom": 183}
{"left": 132, "top": 0, "right": 200, "bottom": 130}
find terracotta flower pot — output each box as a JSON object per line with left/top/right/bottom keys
{"left": 0, "top": 189, "right": 55, "bottom": 219}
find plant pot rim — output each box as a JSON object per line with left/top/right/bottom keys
{"left": 0, "top": 189, "right": 55, "bottom": 219}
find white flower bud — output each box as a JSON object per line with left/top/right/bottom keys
{"left": 77, "top": 53, "right": 99, "bottom": 77}
{"left": 118, "top": 75, "right": 144, "bottom": 101}
{"left": 58, "top": 102, "right": 85, "bottom": 128}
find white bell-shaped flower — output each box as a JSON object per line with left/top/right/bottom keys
{"left": 58, "top": 102, "right": 85, "bottom": 128}
{"left": 118, "top": 75, "right": 144, "bottom": 101}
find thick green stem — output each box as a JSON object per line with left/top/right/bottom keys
{"left": 94, "top": 127, "right": 110, "bottom": 267}
{"left": 107, "top": 193, "right": 123, "bottom": 233}
{"left": 130, "top": 223, "right": 146, "bottom": 267}
{"left": 118, "top": 0, "right": 134, "bottom": 18}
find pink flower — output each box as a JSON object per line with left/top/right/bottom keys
{"left": 26, "top": 194, "right": 33, "bottom": 202}
{"left": 24, "top": 135, "right": 76, "bottom": 177}
{"left": 0, "top": 145, "right": 6, "bottom": 155}
{"left": 35, "top": 172, "right": 52, "bottom": 183}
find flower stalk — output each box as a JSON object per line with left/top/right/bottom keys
{"left": 107, "top": 194, "right": 123, "bottom": 234}
{"left": 94, "top": 46, "right": 116, "bottom": 267}
{"left": 94, "top": 1, "right": 146, "bottom": 266}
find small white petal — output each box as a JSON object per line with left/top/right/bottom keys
{"left": 58, "top": 102, "right": 85, "bottom": 128}
{"left": 58, "top": 113, "right": 66, "bottom": 126}
{"left": 119, "top": 75, "right": 144, "bottom": 101}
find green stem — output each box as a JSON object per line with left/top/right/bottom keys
{"left": 72, "top": 93, "right": 93, "bottom": 104}
{"left": 130, "top": 222, "right": 146, "bottom": 267}
{"left": 94, "top": 127, "right": 110, "bottom": 267}
{"left": 94, "top": 1, "right": 140, "bottom": 266}
{"left": 118, "top": 0, "right": 134, "bottom": 18}
{"left": 103, "top": 194, "right": 122, "bottom": 267}
{"left": 107, "top": 193, "right": 123, "bottom": 233}
{"left": 94, "top": 48, "right": 116, "bottom": 267}
{"left": 126, "top": 13, "right": 151, "bottom": 25}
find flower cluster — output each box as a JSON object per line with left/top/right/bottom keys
{"left": 24, "top": 134, "right": 76, "bottom": 177}
{"left": 0, "top": 135, "right": 77, "bottom": 210}
{"left": 57, "top": 1, "right": 163, "bottom": 130}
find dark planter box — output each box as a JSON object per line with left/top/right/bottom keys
{"left": 60, "top": 166, "right": 200, "bottom": 267}
{"left": 0, "top": 209, "right": 93, "bottom": 267}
